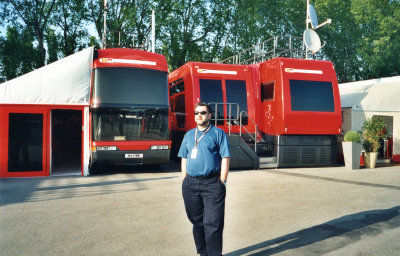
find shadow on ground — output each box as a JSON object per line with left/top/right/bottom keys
{"left": 226, "top": 206, "right": 400, "bottom": 256}
{"left": 265, "top": 169, "right": 400, "bottom": 191}
{"left": 90, "top": 160, "right": 181, "bottom": 175}
{"left": 0, "top": 161, "right": 181, "bottom": 206}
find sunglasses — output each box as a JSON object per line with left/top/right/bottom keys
{"left": 194, "top": 111, "right": 209, "bottom": 115}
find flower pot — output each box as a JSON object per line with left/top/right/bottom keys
{"left": 342, "top": 142, "right": 362, "bottom": 170}
{"left": 362, "top": 152, "right": 378, "bottom": 168}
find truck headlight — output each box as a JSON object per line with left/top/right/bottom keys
{"left": 97, "top": 146, "right": 117, "bottom": 151}
{"left": 151, "top": 145, "right": 169, "bottom": 150}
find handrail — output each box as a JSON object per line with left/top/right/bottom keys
{"left": 206, "top": 103, "right": 259, "bottom": 153}
{"left": 105, "top": 30, "right": 150, "bottom": 50}
{"left": 208, "top": 102, "right": 239, "bottom": 135}
{"left": 239, "top": 111, "right": 258, "bottom": 152}
{"left": 221, "top": 35, "right": 307, "bottom": 65}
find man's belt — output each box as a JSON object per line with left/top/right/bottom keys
{"left": 190, "top": 171, "right": 220, "bottom": 180}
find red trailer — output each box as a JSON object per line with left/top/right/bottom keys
{"left": 253, "top": 57, "right": 342, "bottom": 167}
{"left": 0, "top": 47, "right": 171, "bottom": 178}
{"left": 168, "top": 62, "right": 258, "bottom": 167}
{"left": 169, "top": 58, "right": 341, "bottom": 168}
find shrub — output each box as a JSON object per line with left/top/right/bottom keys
{"left": 343, "top": 130, "right": 361, "bottom": 143}
{"left": 362, "top": 116, "right": 386, "bottom": 152}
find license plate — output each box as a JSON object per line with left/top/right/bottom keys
{"left": 125, "top": 153, "right": 143, "bottom": 158}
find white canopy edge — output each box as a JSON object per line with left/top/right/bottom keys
{"left": 0, "top": 47, "right": 94, "bottom": 105}
{"left": 339, "top": 76, "right": 400, "bottom": 112}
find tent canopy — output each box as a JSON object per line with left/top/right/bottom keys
{"left": 0, "top": 47, "right": 94, "bottom": 105}
{"left": 339, "top": 76, "right": 400, "bottom": 112}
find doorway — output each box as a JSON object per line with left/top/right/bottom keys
{"left": 51, "top": 109, "right": 82, "bottom": 176}
{"left": 375, "top": 115, "right": 393, "bottom": 162}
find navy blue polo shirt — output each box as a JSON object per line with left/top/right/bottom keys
{"left": 178, "top": 125, "right": 231, "bottom": 177}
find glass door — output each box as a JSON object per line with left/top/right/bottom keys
{"left": 6, "top": 110, "right": 48, "bottom": 177}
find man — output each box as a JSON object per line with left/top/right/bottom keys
{"left": 178, "top": 102, "right": 230, "bottom": 256}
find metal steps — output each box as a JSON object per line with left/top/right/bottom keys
{"left": 228, "top": 134, "right": 277, "bottom": 169}
{"left": 259, "top": 157, "right": 278, "bottom": 169}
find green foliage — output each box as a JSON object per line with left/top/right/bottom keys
{"left": 50, "top": 0, "right": 89, "bottom": 57}
{"left": 1, "top": 26, "right": 38, "bottom": 80}
{"left": 87, "top": 0, "right": 153, "bottom": 49}
{"left": 158, "top": 0, "right": 232, "bottom": 69}
{"left": 344, "top": 130, "right": 361, "bottom": 143}
{"left": 89, "top": 36, "right": 100, "bottom": 49}
{"left": 46, "top": 28, "right": 59, "bottom": 64}
{"left": 351, "top": 0, "right": 400, "bottom": 80}
{"left": 315, "top": 0, "right": 364, "bottom": 82}
{"left": 1, "top": 0, "right": 399, "bottom": 82}
{"left": 2, "top": 27, "right": 21, "bottom": 79}
{"left": 2, "top": 0, "right": 57, "bottom": 69}
{"left": 362, "top": 116, "right": 386, "bottom": 152}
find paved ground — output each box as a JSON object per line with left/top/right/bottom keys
{"left": 1, "top": 163, "right": 400, "bottom": 256}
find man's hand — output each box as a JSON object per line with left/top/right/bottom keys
{"left": 220, "top": 157, "right": 230, "bottom": 183}
{"left": 181, "top": 158, "right": 187, "bottom": 180}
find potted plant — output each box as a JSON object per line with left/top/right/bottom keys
{"left": 342, "top": 130, "right": 362, "bottom": 170}
{"left": 361, "top": 116, "right": 387, "bottom": 168}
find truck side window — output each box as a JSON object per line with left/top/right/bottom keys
{"left": 169, "top": 79, "right": 184, "bottom": 96}
{"left": 175, "top": 94, "right": 185, "bottom": 128}
{"left": 199, "top": 79, "right": 224, "bottom": 125}
{"left": 289, "top": 80, "right": 334, "bottom": 112}
{"left": 169, "top": 79, "right": 186, "bottom": 128}
{"left": 226, "top": 80, "right": 248, "bottom": 125}
{"left": 261, "top": 82, "right": 274, "bottom": 101}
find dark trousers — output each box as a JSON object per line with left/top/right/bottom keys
{"left": 182, "top": 175, "right": 226, "bottom": 256}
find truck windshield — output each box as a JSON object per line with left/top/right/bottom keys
{"left": 93, "top": 67, "right": 168, "bottom": 107}
{"left": 92, "top": 108, "right": 169, "bottom": 141}
{"left": 289, "top": 80, "right": 335, "bottom": 112}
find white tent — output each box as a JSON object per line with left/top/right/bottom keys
{"left": 0, "top": 47, "right": 94, "bottom": 105}
{"left": 0, "top": 47, "right": 94, "bottom": 176}
{"left": 339, "top": 76, "right": 400, "bottom": 161}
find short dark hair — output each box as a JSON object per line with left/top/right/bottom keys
{"left": 195, "top": 102, "right": 212, "bottom": 114}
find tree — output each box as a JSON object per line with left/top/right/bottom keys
{"left": 46, "top": 28, "right": 59, "bottom": 63}
{"left": 87, "top": 0, "right": 152, "bottom": 49}
{"left": 351, "top": 0, "right": 400, "bottom": 80}
{"left": 1, "top": 27, "right": 20, "bottom": 80}
{"left": 1, "top": 0, "right": 399, "bottom": 82}
{"left": 157, "top": 0, "right": 232, "bottom": 69}
{"left": 0, "top": 26, "right": 38, "bottom": 80}
{"left": 304, "top": 0, "right": 400, "bottom": 82}
{"left": 86, "top": 0, "right": 105, "bottom": 45}
{"left": 209, "top": 0, "right": 311, "bottom": 63}
{"left": 2, "top": 0, "right": 56, "bottom": 68}
{"left": 314, "top": 0, "right": 364, "bottom": 82}
{"left": 0, "top": 36, "right": 4, "bottom": 82}
{"left": 50, "top": 0, "right": 88, "bottom": 57}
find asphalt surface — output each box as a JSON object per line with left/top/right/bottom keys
{"left": 1, "top": 163, "right": 400, "bottom": 256}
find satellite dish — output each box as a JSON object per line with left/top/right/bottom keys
{"left": 308, "top": 4, "right": 319, "bottom": 29}
{"left": 303, "top": 29, "right": 321, "bottom": 53}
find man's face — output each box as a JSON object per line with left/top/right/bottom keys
{"left": 194, "top": 106, "right": 211, "bottom": 126}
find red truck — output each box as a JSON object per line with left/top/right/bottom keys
{"left": 168, "top": 57, "right": 341, "bottom": 168}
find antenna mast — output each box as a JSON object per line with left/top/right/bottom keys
{"left": 151, "top": 10, "right": 155, "bottom": 53}
{"left": 305, "top": 0, "right": 310, "bottom": 58}
{"left": 306, "top": 0, "right": 310, "bottom": 30}
{"left": 102, "top": 0, "right": 108, "bottom": 49}
{"left": 304, "top": 0, "right": 331, "bottom": 58}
